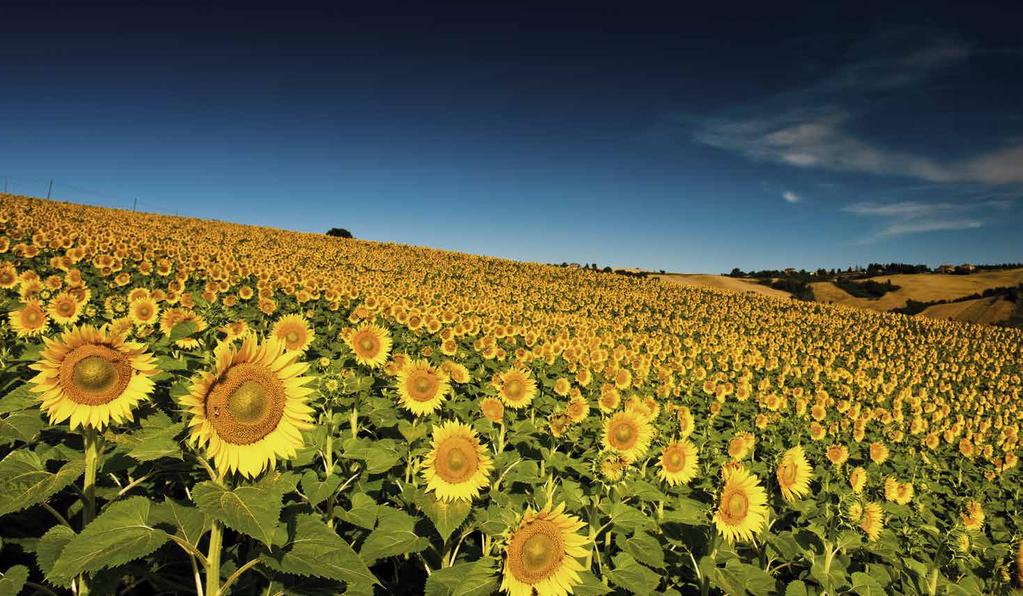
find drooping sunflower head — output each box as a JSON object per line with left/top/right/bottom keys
{"left": 776, "top": 445, "right": 813, "bottom": 502}
{"left": 128, "top": 296, "right": 160, "bottom": 326}
{"left": 713, "top": 465, "right": 770, "bottom": 544}
{"left": 500, "top": 503, "right": 590, "bottom": 596}
{"left": 29, "top": 325, "right": 158, "bottom": 429}
{"left": 10, "top": 300, "right": 49, "bottom": 337}
{"left": 396, "top": 359, "right": 450, "bottom": 416}
{"left": 422, "top": 420, "right": 493, "bottom": 502}
{"left": 848, "top": 466, "right": 867, "bottom": 494}
{"left": 961, "top": 499, "right": 985, "bottom": 532}
{"left": 602, "top": 409, "right": 653, "bottom": 462}
{"left": 181, "top": 335, "right": 315, "bottom": 478}
{"left": 480, "top": 397, "right": 505, "bottom": 423}
{"left": 347, "top": 323, "right": 392, "bottom": 368}
{"left": 498, "top": 367, "right": 537, "bottom": 409}
{"left": 658, "top": 440, "right": 699, "bottom": 487}
{"left": 272, "top": 314, "right": 315, "bottom": 353}
{"left": 859, "top": 501, "right": 884, "bottom": 541}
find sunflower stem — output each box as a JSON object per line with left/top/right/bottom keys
{"left": 78, "top": 427, "right": 103, "bottom": 596}
{"left": 205, "top": 520, "right": 224, "bottom": 596}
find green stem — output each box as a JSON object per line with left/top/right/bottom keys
{"left": 79, "top": 427, "right": 102, "bottom": 596}
{"left": 205, "top": 520, "right": 224, "bottom": 596}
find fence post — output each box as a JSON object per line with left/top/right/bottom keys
{"left": 47, "top": 179, "right": 53, "bottom": 199}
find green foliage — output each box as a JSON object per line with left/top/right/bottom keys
{"left": 191, "top": 475, "right": 287, "bottom": 546}
{"left": 0, "top": 450, "right": 84, "bottom": 517}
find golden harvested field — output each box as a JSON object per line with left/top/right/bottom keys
{"left": 654, "top": 273, "right": 791, "bottom": 299}
{"left": 811, "top": 269, "right": 1023, "bottom": 311}
{"left": 1, "top": 193, "right": 1023, "bottom": 595}
{"left": 919, "top": 297, "right": 1017, "bottom": 325}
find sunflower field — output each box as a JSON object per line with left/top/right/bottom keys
{"left": 1, "top": 193, "right": 1022, "bottom": 596}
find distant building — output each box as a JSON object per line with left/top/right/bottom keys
{"left": 937, "top": 264, "right": 955, "bottom": 273}
{"left": 566, "top": 263, "right": 582, "bottom": 269}
{"left": 783, "top": 268, "right": 797, "bottom": 275}
{"left": 959, "top": 263, "right": 976, "bottom": 272}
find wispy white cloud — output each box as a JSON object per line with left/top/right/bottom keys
{"left": 782, "top": 191, "right": 801, "bottom": 203}
{"left": 691, "top": 36, "right": 1023, "bottom": 186}
{"left": 843, "top": 199, "right": 1010, "bottom": 242}
{"left": 697, "top": 109, "right": 1023, "bottom": 185}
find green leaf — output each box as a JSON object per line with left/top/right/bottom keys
{"left": 415, "top": 490, "right": 472, "bottom": 543}
{"left": 262, "top": 514, "right": 378, "bottom": 588}
{"left": 423, "top": 557, "right": 498, "bottom": 596}
{"left": 606, "top": 552, "right": 660, "bottom": 595}
{"left": 623, "top": 531, "right": 665, "bottom": 569}
{"left": 398, "top": 420, "right": 429, "bottom": 443}
{"left": 850, "top": 571, "right": 886, "bottom": 596}
{"left": 191, "top": 475, "right": 286, "bottom": 546}
{"left": 0, "top": 384, "right": 36, "bottom": 414}
{"left": 48, "top": 497, "right": 170, "bottom": 586}
{"left": 714, "top": 560, "right": 777, "bottom": 596}
{"left": 573, "top": 570, "right": 613, "bottom": 595}
{"left": 337, "top": 493, "right": 379, "bottom": 530}
{"left": 341, "top": 437, "right": 403, "bottom": 474}
{"left": 784, "top": 580, "right": 809, "bottom": 596}
{"left": 169, "top": 319, "right": 198, "bottom": 341}
{"left": 0, "top": 409, "right": 46, "bottom": 444}
{"left": 359, "top": 506, "right": 429, "bottom": 563}
{"left": 604, "top": 502, "right": 653, "bottom": 534}
{"left": 300, "top": 470, "right": 343, "bottom": 507}
{"left": 0, "top": 450, "right": 84, "bottom": 517}
{"left": 661, "top": 497, "right": 709, "bottom": 526}
{"left": 35, "top": 525, "right": 77, "bottom": 587}
{"left": 152, "top": 498, "right": 209, "bottom": 547}
{"left": 0, "top": 565, "right": 29, "bottom": 595}
{"left": 122, "top": 411, "right": 184, "bottom": 461}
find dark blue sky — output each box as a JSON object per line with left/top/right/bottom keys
{"left": 1, "top": 1, "right": 1020, "bottom": 272}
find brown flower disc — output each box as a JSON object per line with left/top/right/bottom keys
{"left": 507, "top": 519, "right": 566, "bottom": 584}
{"left": 59, "top": 344, "right": 133, "bottom": 405}
{"left": 434, "top": 436, "right": 479, "bottom": 483}
{"left": 205, "top": 362, "right": 286, "bottom": 445}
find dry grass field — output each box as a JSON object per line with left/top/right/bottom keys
{"left": 654, "top": 273, "right": 791, "bottom": 299}
{"left": 810, "top": 269, "right": 1023, "bottom": 311}
{"left": 919, "top": 296, "right": 1017, "bottom": 324}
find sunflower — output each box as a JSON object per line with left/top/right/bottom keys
{"left": 961, "top": 500, "right": 984, "bottom": 532}
{"left": 658, "top": 440, "right": 699, "bottom": 486}
{"left": 181, "top": 335, "right": 315, "bottom": 478}
{"left": 9, "top": 300, "right": 49, "bottom": 337}
{"left": 676, "top": 406, "right": 695, "bottom": 438}
{"left": 396, "top": 359, "right": 450, "bottom": 416}
{"left": 272, "top": 314, "right": 315, "bottom": 353}
{"left": 480, "top": 397, "right": 505, "bottom": 423}
{"left": 128, "top": 296, "right": 160, "bottom": 326}
{"left": 347, "top": 323, "right": 392, "bottom": 367}
{"left": 422, "top": 420, "right": 493, "bottom": 502}
{"left": 859, "top": 501, "right": 884, "bottom": 541}
{"left": 776, "top": 445, "right": 813, "bottom": 502}
{"left": 28, "top": 325, "right": 158, "bottom": 429}
{"left": 46, "top": 291, "right": 82, "bottom": 325}
{"left": 500, "top": 503, "right": 589, "bottom": 596}
{"left": 601, "top": 409, "right": 653, "bottom": 462}
{"left": 713, "top": 466, "right": 769, "bottom": 543}
{"left": 497, "top": 367, "right": 537, "bottom": 409}
{"left": 565, "top": 398, "right": 589, "bottom": 423}
{"left": 727, "top": 432, "right": 755, "bottom": 460}
{"left": 598, "top": 454, "right": 629, "bottom": 482}
{"left": 848, "top": 466, "right": 867, "bottom": 494}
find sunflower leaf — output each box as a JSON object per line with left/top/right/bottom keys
{"left": 412, "top": 488, "right": 472, "bottom": 543}
{"left": 606, "top": 552, "right": 661, "bottom": 595}
{"left": 0, "top": 565, "right": 29, "bottom": 595}
{"left": 151, "top": 498, "right": 209, "bottom": 547}
{"left": 0, "top": 384, "right": 36, "bottom": 414}
{"left": 341, "top": 437, "right": 403, "bottom": 474}
{"left": 121, "top": 411, "right": 185, "bottom": 462}
{"left": 0, "top": 408, "right": 46, "bottom": 445}
{"left": 573, "top": 571, "right": 613, "bottom": 595}
{"left": 169, "top": 319, "right": 198, "bottom": 341}
{"left": 423, "top": 557, "right": 498, "bottom": 596}
{"left": 0, "top": 450, "right": 84, "bottom": 517}
{"left": 47, "top": 496, "right": 171, "bottom": 586}
{"left": 191, "top": 475, "right": 286, "bottom": 546}
{"left": 35, "top": 525, "right": 77, "bottom": 587}
{"left": 261, "top": 513, "right": 378, "bottom": 587}
{"left": 359, "top": 506, "right": 429, "bottom": 563}
{"left": 300, "top": 470, "right": 343, "bottom": 507}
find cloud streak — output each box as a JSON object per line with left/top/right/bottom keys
{"left": 782, "top": 191, "right": 801, "bottom": 203}
{"left": 843, "top": 199, "right": 1009, "bottom": 242}
{"left": 691, "top": 36, "right": 1023, "bottom": 186}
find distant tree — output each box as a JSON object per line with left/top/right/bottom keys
{"left": 602, "top": 266, "right": 613, "bottom": 273}
{"left": 326, "top": 228, "right": 353, "bottom": 239}
{"left": 729, "top": 267, "right": 745, "bottom": 278}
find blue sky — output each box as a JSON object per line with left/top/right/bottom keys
{"left": 1, "top": 1, "right": 1020, "bottom": 273}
